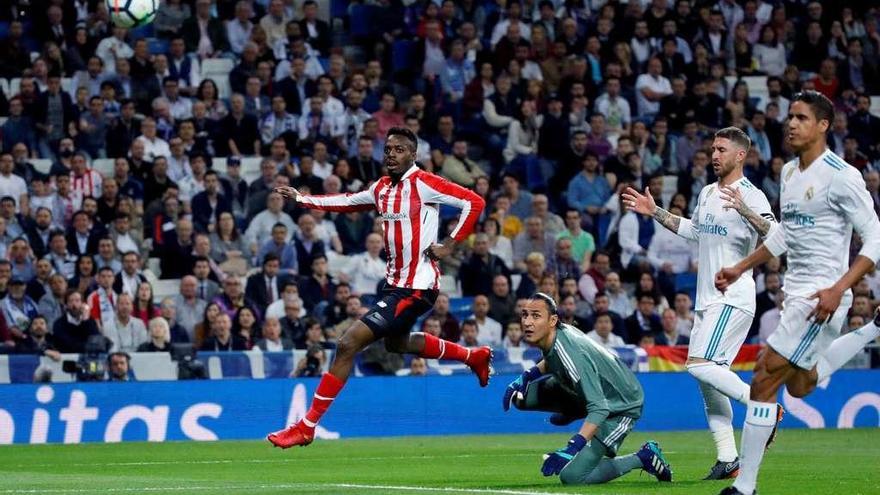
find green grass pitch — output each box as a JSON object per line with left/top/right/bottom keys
{"left": 1, "top": 429, "right": 878, "bottom": 495}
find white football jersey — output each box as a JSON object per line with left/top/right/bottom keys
{"left": 678, "top": 177, "right": 775, "bottom": 314}
{"left": 764, "top": 149, "right": 880, "bottom": 302}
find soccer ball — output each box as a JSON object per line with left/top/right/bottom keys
{"left": 106, "top": 0, "right": 159, "bottom": 28}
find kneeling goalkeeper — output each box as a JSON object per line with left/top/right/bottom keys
{"left": 503, "top": 293, "right": 673, "bottom": 485}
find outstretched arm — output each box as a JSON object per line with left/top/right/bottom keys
{"left": 275, "top": 185, "right": 375, "bottom": 213}
{"left": 621, "top": 186, "right": 695, "bottom": 238}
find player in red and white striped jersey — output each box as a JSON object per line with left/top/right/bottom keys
{"left": 267, "top": 127, "right": 491, "bottom": 449}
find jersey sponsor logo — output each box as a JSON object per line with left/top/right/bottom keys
{"left": 781, "top": 203, "right": 815, "bottom": 227}
{"left": 380, "top": 212, "right": 410, "bottom": 221}
{"left": 699, "top": 213, "right": 728, "bottom": 236}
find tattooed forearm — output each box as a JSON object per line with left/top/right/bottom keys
{"left": 739, "top": 207, "right": 773, "bottom": 237}
{"left": 653, "top": 207, "right": 681, "bottom": 233}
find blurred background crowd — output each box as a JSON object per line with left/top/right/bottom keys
{"left": 0, "top": 0, "right": 879, "bottom": 376}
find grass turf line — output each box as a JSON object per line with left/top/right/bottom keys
{"left": 1, "top": 429, "right": 879, "bottom": 495}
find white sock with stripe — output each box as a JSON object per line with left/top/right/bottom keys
{"left": 698, "top": 381, "right": 738, "bottom": 462}
{"left": 816, "top": 321, "right": 880, "bottom": 381}
{"left": 688, "top": 362, "right": 751, "bottom": 405}
{"left": 733, "top": 401, "right": 778, "bottom": 495}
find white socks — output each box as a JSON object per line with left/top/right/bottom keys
{"left": 734, "top": 401, "right": 778, "bottom": 495}
{"left": 688, "top": 362, "right": 751, "bottom": 405}
{"left": 699, "top": 381, "right": 738, "bottom": 462}
{"left": 816, "top": 321, "right": 880, "bottom": 381}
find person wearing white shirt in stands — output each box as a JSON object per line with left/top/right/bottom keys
{"left": 469, "top": 295, "right": 503, "bottom": 347}
{"left": 311, "top": 141, "right": 334, "bottom": 180}
{"left": 95, "top": 25, "right": 133, "bottom": 74}
{"left": 346, "top": 233, "right": 385, "bottom": 295}
{"left": 226, "top": 0, "right": 254, "bottom": 55}
{"left": 635, "top": 58, "right": 672, "bottom": 119}
{"left": 585, "top": 313, "right": 625, "bottom": 349}
{"left": 0, "top": 154, "right": 28, "bottom": 214}
{"left": 136, "top": 118, "right": 171, "bottom": 161}
{"left": 103, "top": 293, "right": 148, "bottom": 353}
{"left": 245, "top": 191, "right": 297, "bottom": 253}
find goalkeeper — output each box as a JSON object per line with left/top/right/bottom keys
{"left": 503, "top": 293, "right": 673, "bottom": 485}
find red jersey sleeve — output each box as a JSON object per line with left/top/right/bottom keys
{"left": 416, "top": 171, "right": 486, "bottom": 242}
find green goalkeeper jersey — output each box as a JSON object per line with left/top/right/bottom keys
{"left": 543, "top": 323, "right": 644, "bottom": 425}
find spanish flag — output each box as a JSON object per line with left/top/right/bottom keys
{"left": 646, "top": 344, "right": 763, "bottom": 371}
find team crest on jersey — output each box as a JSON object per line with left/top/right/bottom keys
{"left": 804, "top": 187, "right": 814, "bottom": 201}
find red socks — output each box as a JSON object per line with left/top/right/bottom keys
{"left": 303, "top": 372, "right": 345, "bottom": 427}
{"left": 421, "top": 333, "right": 472, "bottom": 363}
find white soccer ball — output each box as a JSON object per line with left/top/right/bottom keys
{"left": 106, "top": 0, "right": 159, "bottom": 28}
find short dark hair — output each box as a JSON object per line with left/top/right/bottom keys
{"left": 386, "top": 126, "right": 418, "bottom": 152}
{"left": 528, "top": 292, "right": 558, "bottom": 315}
{"left": 714, "top": 126, "right": 751, "bottom": 152}
{"left": 262, "top": 253, "right": 280, "bottom": 266}
{"left": 792, "top": 90, "right": 835, "bottom": 126}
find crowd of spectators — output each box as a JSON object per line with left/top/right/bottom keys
{"left": 0, "top": 0, "right": 879, "bottom": 373}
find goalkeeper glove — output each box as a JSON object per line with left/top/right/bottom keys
{"left": 541, "top": 434, "right": 587, "bottom": 476}
{"left": 502, "top": 365, "right": 542, "bottom": 411}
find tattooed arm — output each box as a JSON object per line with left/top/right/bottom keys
{"left": 719, "top": 185, "right": 775, "bottom": 237}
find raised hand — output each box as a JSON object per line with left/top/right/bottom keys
{"left": 719, "top": 185, "right": 745, "bottom": 213}
{"left": 621, "top": 187, "right": 656, "bottom": 216}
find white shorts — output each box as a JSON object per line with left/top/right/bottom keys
{"left": 767, "top": 296, "right": 849, "bottom": 370}
{"left": 689, "top": 304, "right": 753, "bottom": 365}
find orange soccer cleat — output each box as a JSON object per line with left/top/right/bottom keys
{"left": 466, "top": 346, "right": 494, "bottom": 387}
{"left": 267, "top": 421, "right": 314, "bottom": 449}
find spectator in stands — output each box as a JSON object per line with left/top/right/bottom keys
{"left": 38, "top": 274, "right": 67, "bottom": 329}
{"left": 245, "top": 192, "right": 296, "bottom": 254}
{"left": 656, "top": 308, "right": 689, "bottom": 346}
{"left": 2, "top": 276, "right": 37, "bottom": 340}
{"left": 515, "top": 252, "right": 545, "bottom": 299}
{"left": 440, "top": 139, "right": 486, "bottom": 188}
{"left": 566, "top": 152, "right": 611, "bottom": 234}
{"left": 529, "top": 194, "right": 564, "bottom": 237}
{"left": 849, "top": 94, "right": 880, "bottom": 159}
{"left": 66, "top": 211, "right": 101, "bottom": 257}
{"left": 193, "top": 256, "right": 221, "bottom": 300}
{"left": 512, "top": 216, "right": 555, "bottom": 272}
{"left": 209, "top": 211, "right": 249, "bottom": 267}
{"left": 173, "top": 276, "right": 207, "bottom": 342}
{"left": 15, "top": 316, "right": 59, "bottom": 359}
{"left": 585, "top": 312, "right": 624, "bottom": 350}
{"left": 34, "top": 72, "right": 76, "bottom": 160}
{"left": 132, "top": 281, "right": 160, "bottom": 328}
{"left": 618, "top": 201, "right": 655, "bottom": 273}
{"left": 256, "top": 316, "right": 294, "bottom": 351}
{"left": 330, "top": 295, "right": 362, "bottom": 338}
{"left": 245, "top": 253, "right": 288, "bottom": 308}
{"left": 53, "top": 290, "right": 101, "bottom": 353}
{"left": 408, "top": 357, "right": 428, "bottom": 376}
{"left": 68, "top": 255, "right": 97, "bottom": 295}
{"left": 201, "top": 313, "right": 246, "bottom": 351}
{"left": 460, "top": 233, "right": 511, "bottom": 297}
{"left": 182, "top": 0, "right": 230, "bottom": 58}
{"left": 232, "top": 306, "right": 258, "bottom": 349}
{"left": 345, "top": 232, "right": 385, "bottom": 296}
{"left": 27, "top": 258, "right": 53, "bottom": 303}
{"left": 469, "top": 295, "right": 502, "bottom": 347}
{"left": 458, "top": 318, "right": 481, "bottom": 347}
{"left": 293, "top": 213, "right": 326, "bottom": 277}
{"left": 104, "top": 293, "right": 148, "bottom": 353}
{"left": 213, "top": 274, "right": 259, "bottom": 322}
{"left": 1, "top": 99, "right": 37, "bottom": 155}
{"left": 138, "top": 317, "right": 172, "bottom": 353}
{"left": 487, "top": 274, "right": 516, "bottom": 327}
{"left": 190, "top": 170, "right": 232, "bottom": 234}
{"left": 106, "top": 352, "right": 133, "bottom": 381}
{"left": 46, "top": 231, "right": 78, "bottom": 280}
{"left": 624, "top": 292, "right": 663, "bottom": 345}
{"left": 557, "top": 209, "right": 595, "bottom": 273}
{"left": 294, "top": 343, "right": 327, "bottom": 377}
{"left": 158, "top": 297, "right": 189, "bottom": 343}
{"left": 8, "top": 238, "right": 34, "bottom": 282}
{"left": 547, "top": 237, "right": 581, "bottom": 284}
{"left": 482, "top": 217, "right": 513, "bottom": 270}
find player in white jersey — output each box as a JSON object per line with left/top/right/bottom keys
{"left": 622, "top": 127, "right": 777, "bottom": 480}
{"left": 715, "top": 92, "right": 880, "bottom": 495}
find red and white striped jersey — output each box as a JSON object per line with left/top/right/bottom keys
{"left": 297, "top": 165, "right": 485, "bottom": 290}
{"left": 70, "top": 169, "right": 103, "bottom": 202}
